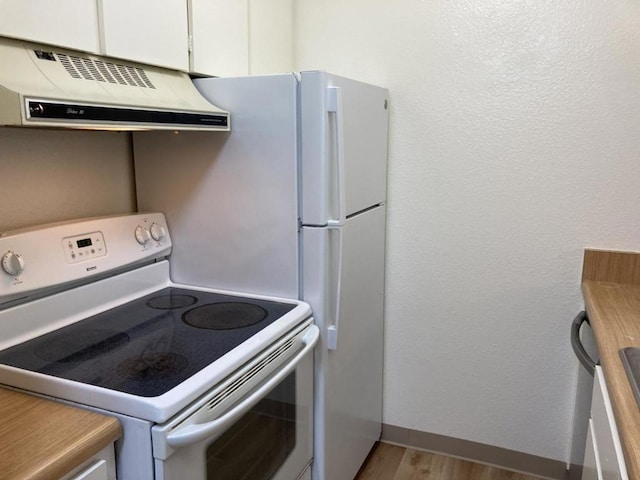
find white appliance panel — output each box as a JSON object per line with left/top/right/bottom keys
{"left": 82, "top": 406, "right": 156, "bottom": 480}
{"left": 300, "top": 72, "right": 389, "bottom": 225}
{"left": 569, "top": 315, "right": 598, "bottom": 476}
{"left": 0, "top": 213, "right": 170, "bottom": 306}
{"left": 302, "top": 206, "right": 386, "bottom": 480}
{"left": 134, "top": 74, "right": 299, "bottom": 298}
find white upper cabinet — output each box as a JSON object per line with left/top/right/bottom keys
{"left": 0, "top": 0, "right": 101, "bottom": 53}
{"left": 248, "top": 0, "right": 293, "bottom": 75}
{"left": 189, "top": 0, "right": 293, "bottom": 77}
{"left": 0, "top": 0, "right": 293, "bottom": 76}
{"left": 189, "top": 0, "right": 249, "bottom": 77}
{"left": 98, "top": 0, "right": 189, "bottom": 71}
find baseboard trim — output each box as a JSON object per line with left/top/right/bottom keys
{"left": 381, "top": 423, "right": 568, "bottom": 480}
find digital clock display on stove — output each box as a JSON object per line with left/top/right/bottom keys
{"left": 76, "top": 238, "right": 92, "bottom": 248}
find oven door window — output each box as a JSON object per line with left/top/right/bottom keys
{"left": 206, "top": 372, "right": 296, "bottom": 480}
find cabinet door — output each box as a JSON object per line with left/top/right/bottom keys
{"left": 591, "top": 367, "right": 628, "bottom": 480}
{"left": 582, "top": 420, "right": 601, "bottom": 480}
{"left": 248, "top": 0, "right": 293, "bottom": 74}
{"left": 0, "top": 0, "right": 100, "bottom": 53}
{"left": 68, "top": 460, "right": 108, "bottom": 480}
{"left": 98, "top": 0, "right": 189, "bottom": 71}
{"left": 189, "top": 0, "right": 249, "bottom": 77}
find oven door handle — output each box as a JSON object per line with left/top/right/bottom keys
{"left": 571, "top": 310, "right": 596, "bottom": 376}
{"left": 165, "top": 325, "right": 319, "bottom": 449}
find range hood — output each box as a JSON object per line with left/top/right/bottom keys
{"left": 0, "top": 37, "right": 229, "bottom": 131}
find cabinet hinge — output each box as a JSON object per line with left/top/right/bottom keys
{"left": 187, "top": 34, "right": 193, "bottom": 53}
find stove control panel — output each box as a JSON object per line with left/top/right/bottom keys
{"left": 63, "top": 231, "right": 107, "bottom": 263}
{"left": 0, "top": 212, "right": 171, "bottom": 305}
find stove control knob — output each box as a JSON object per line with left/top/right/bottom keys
{"left": 135, "top": 226, "right": 151, "bottom": 245}
{"left": 150, "top": 223, "right": 166, "bottom": 241}
{"left": 2, "top": 251, "right": 25, "bottom": 276}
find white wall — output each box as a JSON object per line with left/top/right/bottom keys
{"left": 0, "top": 128, "right": 135, "bottom": 232}
{"left": 295, "top": 0, "right": 640, "bottom": 461}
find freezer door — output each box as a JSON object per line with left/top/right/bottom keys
{"left": 302, "top": 205, "right": 386, "bottom": 480}
{"left": 300, "top": 72, "right": 389, "bottom": 226}
{"left": 134, "top": 74, "right": 300, "bottom": 298}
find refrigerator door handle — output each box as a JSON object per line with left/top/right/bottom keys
{"left": 326, "top": 224, "right": 343, "bottom": 350}
{"left": 326, "top": 86, "right": 346, "bottom": 227}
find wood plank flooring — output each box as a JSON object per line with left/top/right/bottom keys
{"left": 355, "top": 443, "right": 544, "bottom": 480}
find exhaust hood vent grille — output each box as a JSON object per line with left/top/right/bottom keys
{"left": 56, "top": 53, "right": 156, "bottom": 89}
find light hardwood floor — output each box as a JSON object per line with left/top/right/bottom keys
{"left": 355, "top": 443, "right": 544, "bottom": 480}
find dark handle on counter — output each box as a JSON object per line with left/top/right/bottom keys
{"left": 571, "top": 311, "right": 596, "bottom": 376}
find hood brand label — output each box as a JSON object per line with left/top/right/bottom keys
{"left": 86, "top": 265, "right": 97, "bottom": 272}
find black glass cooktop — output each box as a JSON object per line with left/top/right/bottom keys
{"left": 0, "top": 288, "right": 295, "bottom": 397}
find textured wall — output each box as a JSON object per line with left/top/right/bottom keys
{"left": 0, "top": 128, "right": 135, "bottom": 232}
{"left": 295, "top": 0, "right": 640, "bottom": 461}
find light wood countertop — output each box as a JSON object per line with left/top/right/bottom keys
{"left": 0, "top": 387, "right": 122, "bottom": 480}
{"left": 582, "top": 249, "right": 640, "bottom": 480}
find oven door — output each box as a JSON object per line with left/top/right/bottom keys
{"left": 151, "top": 323, "right": 318, "bottom": 480}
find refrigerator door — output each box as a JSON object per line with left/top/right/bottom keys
{"left": 302, "top": 206, "right": 386, "bottom": 480}
{"left": 300, "top": 72, "right": 389, "bottom": 226}
{"left": 134, "top": 74, "right": 300, "bottom": 298}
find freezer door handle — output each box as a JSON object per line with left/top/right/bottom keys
{"left": 326, "top": 86, "right": 346, "bottom": 227}
{"left": 326, "top": 225, "right": 343, "bottom": 350}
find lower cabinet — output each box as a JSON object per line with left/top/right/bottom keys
{"left": 583, "top": 366, "right": 628, "bottom": 480}
{"left": 583, "top": 420, "right": 600, "bottom": 480}
{"left": 61, "top": 444, "right": 117, "bottom": 480}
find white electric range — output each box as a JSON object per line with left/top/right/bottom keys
{"left": 0, "top": 213, "right": 317, "bottom": 480}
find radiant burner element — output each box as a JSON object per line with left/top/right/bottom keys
{"left": 183, "top": 302, "right": 268, "bottom": 330}
{"left": 117, "top": 352, "right": 189, "bottom": 380}
{"left": 35, "top": 329, "right": 130, "bottom": 363}
{"left": 147, "top": 294, "right": 197, "bottom": 309}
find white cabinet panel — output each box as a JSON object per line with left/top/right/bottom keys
{"left": 135, "top": 75, "right": 299, "bottom": 298}
{"left": 60, "top": 444, "right": 116, "bottom": 480}
{"left": 583, "top": 420, "right": 601, "bottom": 480}
{"left": 0, "top": 0, "right": 100, "bottom": 53}
{"left": 248, "top": 0, "right": 293, "bottom": 74}
{"left": 189, "top": 0, "right": 249, "bottom": 77}
{"left": 69, "top": 460, "right": 108, "bottom": 480}
{"left": 98, "top": 0, "right": 189, "bottom": 71}
{"left": 591, "top": 367, "right": 628, "bottom": 480}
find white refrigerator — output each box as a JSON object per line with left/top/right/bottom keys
{"left": 133, "top": 71, "right": 389, "bottom": 480}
